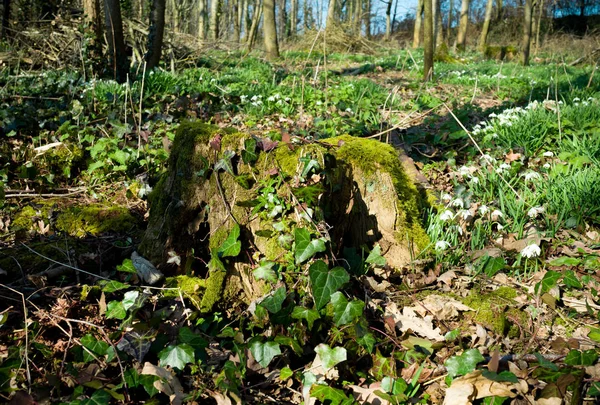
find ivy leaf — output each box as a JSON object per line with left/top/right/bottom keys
{"left": 294, "top": 228, "right": 326, "bottom": 264}
{"left": 291, "top": 306, "right": 320, "bottom": 329}
{"left": 280, "top": 366, "right": 293, "bottom": 381}
{"left": 274, "top": 335, "right": 303, "bottom": 355}
{"left": 249, "top": 339, "right": 281, "bottom": 368}
{"left": 242, "top": 138, "right": 258, "bottom": 164}
{"left": 444, "top": 349, "right": 485, "bottom": 379}
{"left": 330, "top": 292, "right": 364, "bottom": 326}
{"left": 310, "top": 385, "right": 354, "bottom": 405}
{"left": 370, "top": 351, "right": 395, "bottom": 380}
{"left": 314, "top": 343, "right": 347, "bottom": 370}
{"left": 218, "top": 224, "right": 241, "bottom": 258}
{"left": 260, "top": 286, "right": 287, "bottom": 313}
{"left": 158, "top": 344, "right": 195, "bottom": 370}
{"left": 81, "top": 334, "right": 109, "bottom": 362}
{"left": 535, "top": 270, "right": 562, "bottom": 295}
{"left": 80, "top": 389, "right": 111, "bottom": 405}
{"left": 122, "top": 290, "right": 140, "bottom": 311}
{"left": 365, "top": 244, "right": 386, "bottom": 267}
{"left": 309, "top": 261, "right": 350, "bottom": 310}
{"left": 214, "top": 150, "right": 235, "bottom": 175}
{"left": 105, "top": 301, "right": 126, "bottom": 320}
{"left": 588, "top": 328, "right": 600, "bottom": 343}
{"left": 253, "top": 261, "right": 278, "bottom": 282}
{"left": 99, "top": 280, "right": 129, "bottom": 293}
{"left": 549, "top": 257, "right": 581, "bottom": 266}
{"left": 116, "top": 331, "right": 153, "bottom": 363}
{"left": 116, "top": 259, "right": 137, "bottom": 273}
{"left": 565, "top": 349, "right": 598, "bottom": 366}
{"left": 563, "top": 270, "right": 582, "bottom": 289}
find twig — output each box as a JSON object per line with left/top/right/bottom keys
{"left": 366, "top": 106, "right": 439, "bottom": 140}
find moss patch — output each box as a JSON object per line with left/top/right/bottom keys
{"left": 164, "top": 275, "right": 206, "bottom": 310}
{"left": 462, "top": 286, "right": 521, "bottom": 336}
{"left": 55, "top": 204, "right": 137, "bottom": 237}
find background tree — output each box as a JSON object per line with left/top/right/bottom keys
{"left": 146, "top": 0, "right": 166, "bottom": 69}
{"left": 210, "top": 0, "right": 220, "bottom": 40}
{"left": 423, "top": 0, "right": 434, "bottom": 80}
{"left": 326, "top": 0, "right": 337, "bottom": 28}
{"left": 1, "top": 0, "right": 11, "bottom": 41}
{"left": 478, "top": 0, "right": 494, "bottom": 50}
{"left": 104, "top": 0, "right": 129, "bottom": 83}
{"left": 385, "top": 0, "right": 393, "bottom": 40}
{"left": 263, "top": 0, "right": 279, "bottom": 60}
{"left": 413, "top": 0, "right": 423, "bottom": 48}
{"left": 521, "top": 0, "right": 533, "bottom": 65}
{"left": 455, "top": 0, "right": 470, "bottom": 50}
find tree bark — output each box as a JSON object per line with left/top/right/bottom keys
{"left": 423, "top": 0, "right": 434, "bottom": 80}
{"left": 534, "top": 0, "right": 544, "bottom": 53}
{"left": 455, "top": 0, "right": 470, "bottom": 51}
{"left": 232, "top": 0, "right": 240, "bottom": 41}
{"left": 495, "top": 0, "right": 503, "bottom": 20}
{"left": 385, "top": 0, "right": 392, "bottom": 40}
{"left": 446, "top": 0, "right": 453, "bottom": 42}
{"left": 326, "top": 0, "right": 336, "bottom": 28}
{"left": 198, "top": 0, "right": 207, "bottom": 41}
{"left": 263, "top": 0, "right": 279, "bottom": 61}
{"left": 246, "top": 0, "right": 262, "bottom": 50}
{"left": 478, "top": 0, "right": 494, "bottom": 50}
{"left": 146, "top": 0, "right": 166, "bottom": 69}
{"left": 210, "top": 0, "right": 220, "bottom": 40}
{"left": 290, "top": 0, "right": 297, "bottom": 37}
{"left": 413, "top": 0, "right": 423, "bottom": 48}
{"left": 104, "top": 0, "right": 129, "bottom": 83}
{"left": 521, "top": 0, "right": 532, "bottom": 65}
{"left": 1, "top": 0, "right": 11, "bottom": 41}
{"left": 434, "top": 0, "right": 443, "bottom": 47}
{"left": 364, "top": 0, "right": 371, "bottom": 38}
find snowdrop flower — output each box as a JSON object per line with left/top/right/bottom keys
{"left": 442, "top": 193, "right": 452, "bottom": 202}
{"left": 497, "top": 224, "right": 504, "bottom": 230}
{"left": 543, "top": 163, "right": 551, "bottom": 169}
{"left": 480, "top": 154, "right": 496, "bottom": 163}
{"left": 451, "top": 198, "right": 464, "bottom": 208}
{"left": 267, "top": 96, "right": 276, "bottom": 102}
{"left": 489, "top": 112, "right": 497, "bottom": 118}
{"left": 458, "top": 166, "right": 472, "bottom": 176}
{"left": 491, "top": 210, "right": 504, "bottom": 220}
{"left": 527, "top": 206, "right": 544, "bottom": 218}
{"left": 573, "top": 97, "right": 581, "bottom": 103}
{"left": 316, "top": 101, "right": 323, "bottom": 106}
{"left": 524, "top": 172, "right": 541, "bottom": 181}
{"left": 479, "top": 205, "right": 489, "bottom": 215}
{"left": 240, "top": 95, "right": 248, "bottom": 103}
{"left": 345, "top": 108, "right": 353, "bottom": 114}
{"left": 469, "top": 177, "right": 480, "bottom": 184}
{"left": 496, "top": 163, "right": 511, "bottom": 174}
{"left": 435, "top": 241, "right": 451, "bottom": 252}
{"left": 459, "top": 210, "right": 473, "bottom": 221}
{"left": 521, "top": 243, "right": 541, "bottom": 258}
{"left": 439, "top": 210, "right": 454, "bottom": 221}
{"left": 542, "top": 151, "right": 554, "bottom": 157}
{"left": 451, "top": 225, "right": 464, "bottom": 236}
{"left": 251, "top": 95, "right": 260, "bottom": 102}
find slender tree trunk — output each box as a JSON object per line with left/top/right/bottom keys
{"left": 290, "top": 0, "right": 297, "bottom": 37}
{"left": 326, "top": 0, "right": 336, "bottom": 28}
{"left": 83, "top": 0, "right": 103, "bottom": 47}
{"left": 246, "top": 0, "right": 262, "bottom": 50}
{"left": 353, "top": 0, "right": 361, "bottom": 34}
{"left": 146, "top": 0, "right": 166, "bottom": 69}
{"left": 385, "top": 0, "right": 392, "bottom": 40}
{"left": 495, "top": 0, "right": 503, "bottom": 20}
{"left": 478, "top": 0, "right": 494, "bottom": 50}
{"left": 364, "top": 0, "right": 371, "bottom": 38}
{"left": 455, "top": 0, "right": 469, "bottom": 51}
{"left": 239, "top": 0, "right": 247, "bottom": 39}
{"left": 277, "top": 0, "right": 286, "bottom": 41}
{"left": 198, "top": 0, "right": 207, "bottom": 40}
{"left": 423, "top": 0, "right": 434, "bottom": 81}
{"left": 413, "top": 0, "right": 423, "bottom": 48}
{"left": 263, "top": 0, "right": 279, "bottom": 60}
{"left": 1, "top": 0, "right": 11, "bottom": 40}
{"left": 534, "top": 0, "right": 544, "bottom": 53}
{"left": 446, "top": 0, "right": 453, "bottom": 42}
{"left": 434, "top": 0, "right": 443, "bottom": 47}
{"left": 232, "top": 0, "right": 240, "bottom": 41}
{"left": 210, "top": 0, "right": 220, "bottom": 40}
{"left": 521, "top": 0, "right": 532, "bottom": 65}
{"left": 104, "top": 0, "right": 129, "bottom": 83}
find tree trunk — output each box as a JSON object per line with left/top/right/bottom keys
{"left": 385, "top": 0, "right": 392, "bottom": 40}
{"left": 83, "top": 0, "right": 103, "bottom": 48}
{"left": 455, "top": 0, "right": 469, "bottom": 51}
{"left": 239, "top": 0, "right": 247, "bottom": 40}
{"left": 364, "top": 0, "right": 371, "bottom": 38}
{"left": 210, "top": 0, "right": 220, "bottom": 40}
{"left": 534, "top": 0, "right": 544, "bottom": 53}
{"left": 478, "top": 0, "right": 494, "bottom": 50}
{"left": 521, "top": 0, "right": 532, "bottom": 65}
{"left": 290, "top": 0, "right": 297, "bottom": 37}
{"left": 434, "top": 0, "right": 443, "bottom": 47}
{"left": 104, "top": 0, "right": 129, "bottom": 83}
{"left": 246, "top": 0, "right": 262, "bottom": 50}
{"left": 263, "top": 0, "right": 279, "bottom": 60}
{"left": 413, "top": 0, "right": 423, "bottom": 48}
{"left": 198, "top": 0, "right": 207, "bottom": 41}
{"left": 446, "top": 0, "right": 453, "bottom": 42}
{"left": 146, "top": 0, "right": 166, "bottom": 69}
{"left": 423, "top": 0, "right": 434, "bottom": 80}
{"left": 1, "top": 0, "right": 11, "bottom": 41}
{"left": 232, "top": 0, "right": 240, "bottom": 41}
{"left": 326, "top": 0, "right": 336, "bottom": 28}
{"left": 277, "top": 0, "right": 286, "bottom": 42}
{"left": 495, "top": 0, "right": 503, "bottom": 20}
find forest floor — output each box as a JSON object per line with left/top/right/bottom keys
{"left": 1, "top": 47, "right": 600, "bottom": 405}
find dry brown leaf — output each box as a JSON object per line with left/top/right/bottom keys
{"left": 437, "top": 270, "right": 457, "bottom": 286}
{"left": 410, "top": 295, "right": 473, "bottom": 321}
{"left": 505, "top": 149, "right": 522, "bottom": 163}
{"left": 385, "top": 303, "right": 444, "bottom": 341}
{"left": 349, "top": 382, "right": 389, "bottom": 405}
{"left": 141, "top": 362, "right": 186, "bottom": 405}
{"left": 443, "top": 371, "right": 526, "bottom": 405}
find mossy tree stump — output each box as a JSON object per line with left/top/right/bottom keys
{"left": 139, "top": 122, "right": 430, "bottom": 312}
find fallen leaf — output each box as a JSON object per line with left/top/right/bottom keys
{"left": 443, "top": 370, "right": 525, "bottom": 405}
{"left": 505, "top": 149, "right": 521, "bottom": 163}
{"left": 141, "top": 362, "right": 186, "bottom": 405}
{"left": 409, "top": 295, "right": 473, "bottom": 321}
{"left": 385, "top": 303, "right": 444, "bottom": 342}
{"left": 349, "top": 382, "right": 390, "bottom": 405}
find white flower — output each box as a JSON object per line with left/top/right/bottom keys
{"left": 489, "top": 112, "right": 497, "bottom": 118}
{"left": 480, "top": 154, "right": 496, "bottom": 163}
{"left": 439, "top": 210, "right": 454, "bottom": 221}
{"left": 345, "top": 108, "right": 353, "bottom": 114}
{"left": 527, "top": 206, "right": 544, "bottom": 218}
{"left": 479, "top": 205, "right": 489, "bottom": 215}
{"left": 470, "top": 177, "right": 480, "bottom": 184}
{"left": 240, "top": 95, "right": 248, "bottom": 103}
{"left": 573, "top": 97, "right": 581, "bottom": 102}
{"left": 496, "top": 163, "right": 511, "bottom": 174}
{"left": 267, "top": 96, "right": 276, "bottom": 102}
{"left": 521, "top": 243, "right": 541, "bottom": 258}
{"left": 435, "top": 241, "right": 451, "bottom": 252}
{"left": 458, "top": 166, "right": 471, "bottom": 176}
{"left": 543, "top": 151, "right": 554, "bottom": 157}
{"left": 451, "top": 225, "right": 464, "bottom": 236}
{"left": 451, "top": 198, "right": 464, "bottom": 208}
{"left": 524, "top": 172, "right": 541, "bottom": 181}
{"left": 491, "top": 210, "right": 503, "bottom": 220}
{"left": 497, "top": 224, "right": 504, "bottom": 230}
{"left": 543, "top": 163, "right": 551, "bottom": 169}
{"left": 459, "top": 210, "right": 473, "bottom": 221}
{"left": 442, "top": 193, "right": 452, "bottom": 202}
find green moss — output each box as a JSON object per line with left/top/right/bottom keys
{"left": 462, "top": 287, "right": 520, "bottom": 335}
{"left": 209, "top": 224, "right": 231, "bottom": 251}
{"left": 200, "top": 269, "right": 226, "bottom": 313}
{"left": 262, "top": 234, "right": 286, "bottom": 261}
{"left": 12, "top": 206, "right": 38, "bottom": 231}
{"left": 484, "top": 46, "right": 518, "bottom": 61}
{"left": 164, "top": 275, "right": 206, "bottom": 309}
{"left": 273, "top": 143, "right": 327, "bottom": 177}
{"left": 55, "top": 204, "right": 137, "bottom": 237}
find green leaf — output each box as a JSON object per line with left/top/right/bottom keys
{"left": 444, "top": 349, "right": 485, "bottom": 379}
{"left": 549, "top": 257, "right": 581, "bottom": 266}
{"left": 330, "top": 292, "right": 364, "bottom": 326}
{"left": 274, "top": 335, "right": 303, "bottom": 355}
{"left": 588, "top": 328, "right": 600, "bottom": 343}
{"left": 105, "top": 301, "right": 126, "bottom": 320}
{"left": 482, "top": 256, "right": 506, "bottom": 277}
{"left": 218, "top": 224, "right": 242, "bottom": 258}
{"left": 310, "top": 385, "right": 355, "bottom": 405}
{"left": 534, "top": 353, "right": 559, "bottom": 371}
{"left": 280, "top": 366, "right": 293, "bottom": 381}
{"left": 81, "top": 334, "right": 109, "bottom": 362}
{"left": 242, "top": 138, "right": 258, "bottom": 164}
{"left": 309, "top": 261, "right": 349, "bottom": 310}
{"left": 314, "top": 344, "right": 347, "bottom": 370}
{"left": 291, "top": 306, "right": 320, "bottom": 329}
{"left": 564, "top": 349, "right": 598, "bottom": 366}
{"left": 80, "top": 389, "right": 111, "bottom": 405}
{"left": 365, "top": 245, "right": 386, "bottom": 267}
{"left": 294, "top": 228, "right": 327, "bottom": 264}
{"left": 139, "top": 374, "right": 160, "bottom": 396}
{"left": 381, "top": 376, "right": 408, "bottom": 395}
{"left": 535, "top": 270, "right": 562, "bottom": 295}
{"left": 117, "top": 259, "right": 137, "bottom": 273}
{"left": 249, "top": 339, "right": 281, "bottom": 368}
{"left": 99, "top": 280, "right": 129, "bottom": 293}
{"left": 563, "top": 270, "right": 582, "bottom": 289}
{"left": 178, "top": 327, "right": 208, "bottom": 359}
{"left": 445, "top": 329, "right": 461, "bottom": 341}
{"left": 158, "top": 344, "right": 195, "bottom": 370}
{"left": 260, "top": 286, "right": 287, "bottom": 313}
{"left": 588, "top": 382, "right": 600, "bottom": 396}
{"left": 122, "top": 290, "right": 140, "bottom": 311}
{"left": 253, "top": 261, "right": 278, "bottom": 282}
{"left": 370, "top": 351, "right": 395, "bottom": 380}
{"left": 482, "top": 370, "right": 519, "bottom": 383}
